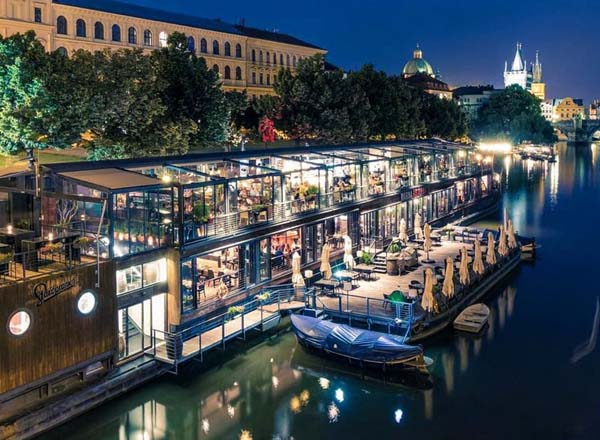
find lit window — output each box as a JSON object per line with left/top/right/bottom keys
{"left": 77, "top": 291, "right": 97, "bottom": 315}
{"left": 143, "top": 258, "right": 167, "bottom": 285}
{"left": 8, "top": 310, "right": 31, "bottom": 336}
{"left": 117, "top": 264, "right": 142, "bottom": 295}
{"left": 159, "top": 31, "right": 168, "bottom": 48}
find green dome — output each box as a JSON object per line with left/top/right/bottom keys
{"left": 402, "top": 45, "right": 435, "bottom": 77}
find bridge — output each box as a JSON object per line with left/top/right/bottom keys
{"left": 553, "top": 118, "right": 600, "bottom": 143}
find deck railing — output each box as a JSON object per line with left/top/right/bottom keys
{"left": 153, "top": 285, "right": 313, "bottom": 366}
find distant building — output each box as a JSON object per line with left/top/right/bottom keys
{"left": 504, "top": 43, "right": 545, "bottom": 100}
{"left": 553, "top": 98, "right": 585, "bottom": 120}
{"left": 540, "top": 100, "right": 555, "bottom": 121}
{"left": 588, "top": 100, "right": 600, "bottom": 120}
{"left": 402, "top": 45, "right": 452, "bottom": 99}
{"left": 452, "top": 85, "right": 501, "bottom": 121}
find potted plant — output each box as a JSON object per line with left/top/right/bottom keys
{"left": 192, "top": 202, "right": 211, "bottom": 224}
{"left": 227, "top": 306, "right": 245, "bottom": 320}
{"left": 0, "top": 250, "right": 13, "bottom": 264}
{"left": 305, "top": 185, "right": 319, "bottom": 202}
{"left": 360, "top": 250, "right": 373, "bottom": 265}
{"left": 255, "top": 291, "right": 271, "bottom": 303}
{"left": 252, "top": 204, "right": 267, "bottom": 214}
{"left": 73, "top": 236, "right": 93, "bottom": 249}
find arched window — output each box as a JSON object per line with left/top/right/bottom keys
{"left": 224, "top": 66, "right": 231, "bottom": 80}
{"left": 259, "top": 51, "right": 263, "bottom": 63}
{"left": 57, "top": 16, "right": 67, "bottom": 35}
{"left": 235, "top": 43, "right": 242, "bottom": 58}
{"left": 286, "top": 54, "right": 290, "bottom": 66}
{"left": 187, "top": 36, "right": 195, "bottom": 53}
{"left": 266, "top": 74, "right": 270, "bottom": 86}
{"left": 279, "top": 54, "right": 283, "bottom": 65}
{"left": 212, "top": 64, "right": 219, "bottom": 75}
{"left": 252, "top": 71, "right": 256, "bottom": 84}
{"left": 251, "top": 49, "right": 256, "bottom": 62}
{"left": 94, "top": 22, "right": 104, "bottom": 40}
{"left": 224, "top": 42, "right": 231, "bottom": 56}
{"left": 235, "top": 66, "right": 242, "bottom": 80}
{"left": 143, "top": 29, "right": 152, "bottom": 46}
{"left": 266, "top": 52, "right": 270, "bottom": 64}
{"left": 259, "top": 73, "right": 263, "bottom": 85}
{"left": 212, "top": 40, "right": 219, "bottom": 55}
{"left": 293, "top": 55, "right": 297, "bottom": 67}
{"left": 159, "top": 31, "right": 168, "bottom": 48}
{"left": 200, "top": 38, "right": 207, "bottom": 53}
{"left": 111, "top": 24, "right": 121, "bottom": 42}
{"left": 273, "top": 52, "right": 277, "bottom": 64}
{"left": 56, "top": 47, "right": 68, "bottom": 56}
{"left": 128, "top": 27, "right": 137, "bottom": 44}
{"left": 76, "top": 19, "right": 86, "bottom": 37}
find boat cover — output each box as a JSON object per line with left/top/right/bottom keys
{"left": 291, "top": 315, "right": 422, "bottom": 363}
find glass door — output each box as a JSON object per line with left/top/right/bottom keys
{"left": 118, "top": 294, "right": 167, "bottom": 361}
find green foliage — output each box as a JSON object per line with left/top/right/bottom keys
{"left": 227, "top": 306, "right": 244, "bottom": 315}
{"left": 192, "top": 202, "right": 210, "bottom": 223}
{"left": 360, "top": 250, "right": 373, "bottom": 265}
{"left": 471, "top": 85, "right": 556, "bottom": 144}
{"left": 388, "top": 241, "right": 402, "bottom": 254}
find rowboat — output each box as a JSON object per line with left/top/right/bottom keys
{"left": 453, "top": 303, "right": 490, "bottom": 333}
{"left": 291, "top": 314, "right": 427, "bottom": 373}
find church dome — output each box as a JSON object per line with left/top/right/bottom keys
{"left": 402, "top": 45, "right": 434, "bottom": 78}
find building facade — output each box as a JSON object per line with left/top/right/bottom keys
{"left": 402, "top": 45, "right": 452, "bottom": 99}
{"left": 553, "top": 97, "right": 585, "bottom": 120}
{"left": 541, "top": 99, "right": 555, "bottom": 121}
{"left": 0, "top": 0, "right": 325, "bottom": 96}
{"left": 453, "top": 85, "right": 502, "bottom": 121}
{"left": 0, "top": 142, "right": 497, "bottom": 419}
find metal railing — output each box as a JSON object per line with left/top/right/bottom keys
{"left": 154, "top": 285, "right": 312, "bottom": 365}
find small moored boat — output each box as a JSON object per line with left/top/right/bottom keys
{"left": 291, "top": 314, "right": 427, "bottom": 372}
{"left": 453, "top": 303, "right": 490, "bottom": 333}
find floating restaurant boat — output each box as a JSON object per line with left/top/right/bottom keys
{"left": 453, "top": 303, "right": 490, "bottom": 333}
{"left": 514, "top": 143, "right": 556, "bottom": 162}
{"left": 291, "top": 314, "right": 427, "bottom": 373}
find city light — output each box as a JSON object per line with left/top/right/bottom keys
{"left": 318, "top": 377, "right": 330, "bottom": 389}
{"left": 335, "top": 388, "right": 344, "bottom": 403}
{"left": 477, "top": 142, "right": 512, "bottom": 153}
{"left": 394, "top": 409, "right": 404, "bottom": 423}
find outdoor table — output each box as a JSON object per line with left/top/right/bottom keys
{"left": 409, "top": 280, "right": 424, "bottom": 296}
{"left": 0, "top": 227, "right": 35, "bottom": 258}
{"left": 334, "top": 270, "right": 359, "bottom": 288}
{"left": 21, "top": 233, "right": 81, "bottom": 271}
{"left": 314, "top": 279, "right": 340, "bottom": 296}
{"left": 354, "top": 264, "right": 374, "bottom": 281}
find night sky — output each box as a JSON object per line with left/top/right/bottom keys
{"left": 130, "top": 0, "right": 598, "bottom": 102}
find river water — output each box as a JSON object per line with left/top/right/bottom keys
{"left": 44, "top": 143, "right": 600, "bottom": 440}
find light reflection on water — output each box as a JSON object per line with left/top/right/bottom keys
{"left": 47, "top": 143, "right": 600, "bottom": 440}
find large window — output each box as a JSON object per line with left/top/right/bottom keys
{"left": 94, "top": 21, "right": 104, "bottom": 39}
{"left": 143, "top": 29, "right": 152, "bottom": 46}
{"left": 76, "top": 19, "right": 86, "bottom": 37}
{"left": 116, "top": 258, "right": 167, "bottom": 295}
{"left": 128, "top": 27, "right": 137, "bottom": 44}
{"left": 34, "top": 7, "right": 42, "bottom": 23}
{"left": 235, "top": 66, "right": 242, "bottom": 80}
{"left": 224, "top": 66, "right": 231, "bottom": 80}
{"left": 200, "top": 38, "right": 207, "bottom": 53}
{"left": 224, "top": 41, "right": 231, "bottom": 56}
{"left": 187, "top": 36, "right": 195, "bottom": 52}
{"left": 235, "top": 43, "right": 242, "bottom": 57}
{"left": 112, "top": 24, "right": 121, "bottom": 42}
{"left": 57, "top": 16, "right": 67, "bottom": 35}
{"left": 212, "top": 40, "right": 219, "bottom": 55}
{"left": 159, "top": 31, "right": 168, "bottom": 48}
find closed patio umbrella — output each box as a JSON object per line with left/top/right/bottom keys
{"left": 343, "top": 235, "right": 355, "bottom": 270}
{"left": 472, "top": 238, "right": 485, "bottom": 275}
{"left": 442, "top": 256, "right": 455, "bottom": 298}
{"left": 507, "top": 219, "right": 518, "bottom": 249}
{"left": 459, "top": 246, "right": 470, "bottom": 286}
{"left": 217, "top": 280, "right": 229, "bottom": 299}
{"left": 414, "top": 213, "right": 423, "bottom": 240}
{"left": 421, "top": 267, "right": 437, "bottom": 312}
{"left": 486, "top": 231, "right": 497, "bottom": 265}
{"left": 399, "top": 218, "right": 408, "bottom": 243}
{"left": 422, "top": 223, "right": 435, "bottom": 263}
{"left": 498, "top": 226, "right": 508, "bottom": 257}
{"left": 320, "top": 243, "right": 332, "bottom": 280}
{"left": 291, "top": 251, "right": 305, "bottom": 287}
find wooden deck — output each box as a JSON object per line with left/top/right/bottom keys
{"left": 154, "top": 308, "right": 283, "bottom": 364}
{"left": 318, "top": 239, "right": 480, "bottom": 319}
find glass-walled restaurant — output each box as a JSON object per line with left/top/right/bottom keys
{"left": 39, "top": 142, "right": 495, "bottom": 318}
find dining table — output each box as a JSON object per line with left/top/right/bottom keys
{"left": 314, "top": 278, "right": 340, "bottom": 296}
{"left": 354, "top": 264, "right": 375, "bottom": 281}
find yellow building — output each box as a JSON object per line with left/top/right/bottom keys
{"left": 0, "top": 0, "right": 326, "bottom": 97}
{"left": 554, "top": 97, "right": 584, "bottom": 121}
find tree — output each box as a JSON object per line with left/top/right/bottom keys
{"left": 0, "top": 32, "right": 51, "bottom": 154}
{"left": 471, "top": 85, "right": 556, "bottom": 144}
{"left": 151, "top": 32, "right": 229, "bottom": 149}
{"left": 421, "top": 93, "right": 467, "bottom": 140}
